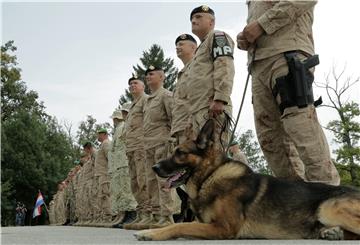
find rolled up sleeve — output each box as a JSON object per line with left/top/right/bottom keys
{"left": 258, "top": 0, "right": 317, "bottom": 35}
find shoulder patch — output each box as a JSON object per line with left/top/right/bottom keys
{"left": 212, "top": 32, "right": 233, "bottom": 60}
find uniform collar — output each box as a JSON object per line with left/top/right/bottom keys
{"left": 149, "top": 86, "right": 164, "bottom": 98}
{"left": 178, "top": 60, "right": 192, "bottom": 75}
{"left": 201, "top": 30, "right": 214, "bottom": 43}
{"left": 131, "top": 92, "right": 145, "bottom": 106}
{"left": 196, "top": 30, "right": 214, "bottom": 53}
{"left": 179, "top": 64, "right": 187, "bottom": 73}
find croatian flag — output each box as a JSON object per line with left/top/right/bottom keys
{"left": 32, "top": 191, "right": 45, "bottom": 218}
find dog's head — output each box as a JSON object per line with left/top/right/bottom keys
{"left": 152, "top": 119, "right": 217, "bottom": 189}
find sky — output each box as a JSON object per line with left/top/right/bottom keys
{"left": 2, "top": 0, "right": 360, "bottom": 152}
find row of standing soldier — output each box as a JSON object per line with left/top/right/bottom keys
{"left": 49, "top": 2, "right": 340, "bottom": 230}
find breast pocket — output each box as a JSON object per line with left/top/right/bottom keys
{"left": 195, "top": 46, "right": 209, "bottom": 62}
{"left": 130, "top": 106, "right": 143, "bottom": 129}
{"left": 149, "top": 100, "right": 163, "bottom": 122}
{"left": 175, "top": 81, "right": 188, "bottom": 99}
{"left": 131, "top": 116, "right": 142, "bottom": 129}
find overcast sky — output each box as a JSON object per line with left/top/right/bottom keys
{"left": 2, "top": 0, "right": 360, "bottom": 152}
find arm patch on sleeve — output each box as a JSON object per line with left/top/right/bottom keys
{"left": 212, "top": 32, "right": 233, "bottom": 60}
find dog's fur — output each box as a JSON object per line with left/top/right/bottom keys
{"left": 135, "top": 119, "right": 360, "bottom": 241}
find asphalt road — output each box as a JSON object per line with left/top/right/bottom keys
{"left": 1, "top": 226, "right": 359, "bottom": 245}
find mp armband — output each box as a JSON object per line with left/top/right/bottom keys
{"left": 212, "top": 32, "right": 233, "bottom": 60}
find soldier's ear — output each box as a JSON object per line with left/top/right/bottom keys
{"left": 196, "top": 119, "right": 215, "bottom": 150}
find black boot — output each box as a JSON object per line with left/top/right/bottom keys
{"left": 63, "top": 219, "right": 71, "bottom": 226}
{"left": 113, "top": 211, "right": 137, "bottom": 229}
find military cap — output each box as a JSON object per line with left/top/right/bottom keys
{"left": 97, "top": 128, "right": 108, "bottom": 134}
{"left": 111, "top": 110, "right": 124, "bottom": 120}
{"left": 128, "top": 74, "right": 139, "bottom": 85}
{"left": 175, "top": 33, "right": 197, "bottom": 45}
{"left": 121, "top": 102, "right": 131, "bottom": 113}
{"left": 82, "top": 140, "right": 93, "bottom": 148}
{"left": 190, "top": 5, "right": 215, "bottom": 20}
{"left": 145, "top": 65, "right": 163, "bottom": 76}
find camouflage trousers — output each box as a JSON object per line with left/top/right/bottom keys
{"left": 127, "top": 150, "right": 147, "bottom": 212}
{"left": 173, "top": 130, "right": 188, "bottom": 146}
{"left": 109, "top": 166, "right": 137, "bottom": 213}
{"left": 166, "top": 130, "right": 187, "bottom": 159}
{"left": 49, "top": 203, "right": 56, "bottom": 225}
{"left": 145, "top": 143, "right": 180, "bottom": 216}
{"left": 83, "top": 179, "right": 94, "bottom": 222}
{"left": 96, "top": 174, "right": 112, "bottom": 221}
{"left": 54, "top": 193, "right": 66, "bottom": 225}
{"left": 74, "top": 186, "right": 83, "bottom": 222}
{"left": 232, "top": 151, "right": 249, "bottom": 165}
{"left": 91, "top": 176, "right": 100, "bottom": 220}
{"left": 189, "top": 108, "right": 231, "bottom": 152}
{"left": 68, "top": 194, "right": 76, "bottom": 223}
{"left": 251, "top": 53, "right": 340, "bottom": 185}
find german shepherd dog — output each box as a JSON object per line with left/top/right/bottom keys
{"left": 134, "top": 119, "right": 360, "bottom": 241}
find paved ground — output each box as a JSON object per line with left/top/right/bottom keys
{"left": 1, "top": 226, "right": 359, "bottom": 245}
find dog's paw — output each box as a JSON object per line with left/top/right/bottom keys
{"left": 320, "top": 226, "right": 344, "bottom": 240}
{"left": 134, "top": 230, "right": 154, "bottom": 241}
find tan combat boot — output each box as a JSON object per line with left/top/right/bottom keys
{"left": 100, "top": 214, "right": 117, "bottom": 228}
{"left": 78, "top": 219, "right": 88, "bottom": 226}
{"left": 124, "top": 212, "right": 153, "bottom": 230}
{"left": 111, "top": 212, "right": 125, "bottom": 225}
{"left": 73, "top": 219, "right": 83, "bottom": 226}
{"left": 90, "top": 215, "right": 102, "bottom": 227}
{"left": 81, "top": 217, "right": 92, "bottom": 226}
{"left": 133, "top": 213, "right": 157, "bottom": 230}
{"left": 123, "top": 212, "right": 143, "bottom": 230}
{"left": 150, "top": 215, "right": 174, "bottom": 229}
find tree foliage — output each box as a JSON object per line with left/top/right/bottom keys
{"left": 76, "top": 115, "right": 112, "bottom": 147}
{"left": 235, "top": 129, "right": 272, "bottom": 175}
{"left": 1, "top": 41, "right": 78, "bottom": 226}
{"left": 316, "top": 66, "right": 360, "bottom": 186}
{"left": 1, "top": 41, "right": 45, "bottom": 121}
{"left": 119, "top": 44, "right": 178, "bottom": 105}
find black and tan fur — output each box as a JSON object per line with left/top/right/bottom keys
{"left": 135, "top": 119, "right": 360, "bottom": 241}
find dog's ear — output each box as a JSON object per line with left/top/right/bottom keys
{"left": 196, "top": 119, "right": 215, "bottom": 150}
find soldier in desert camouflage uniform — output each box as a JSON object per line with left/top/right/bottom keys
{"left": 108, "top": 106, "right": 137, "bottom": 228}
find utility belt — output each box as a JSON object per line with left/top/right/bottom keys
{"left": 272, "top": 51, "right": 322, "bottom": 114}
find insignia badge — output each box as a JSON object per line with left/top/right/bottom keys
{"left": 149, "top": 65, "right": 155, "bottom": 70}
{"left": 180, "top": 34, "right": 187, "bottom": 40}
{"left": 215, "top": 36, "right": 227, "bottom": 48}
{"left": 202, "top": 5, "right": 209, "bottom": 11}
{"left": 133, "top": 74, "right": 138, "bottom": 79}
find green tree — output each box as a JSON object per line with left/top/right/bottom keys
{"left": 1, "top": 40, "right": 45, "bottom": 121}
{"left": 1, "top": 180, "right": 15, "bottom": 226}
{"left": 61, "top": 120, "right": 81, "bottom": 162}
{"left": 235, "top": 129, "right": 272, "bottom": 175}
{"left": 119, "top": 44, "right": 178, "bottom": 105}
{"left": 1, "top": 41, "right": 78, "bottom": 226}
{"left": 76, "top": 115, "right": 112, "bottom": 147}
{"left": 316, "top": 66, "right": 360, "bottom": 186}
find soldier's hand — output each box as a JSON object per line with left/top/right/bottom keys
{"left": 236, "top": 32, "right": 250, "bottom": 50}
{"left": 209, "top": 100, "right": 225, "bottom": 118}
{"left": 243, "top": 21, "right": 264, "bottom": 43}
